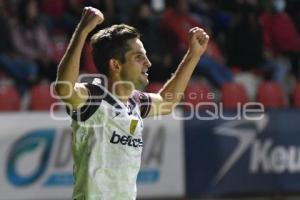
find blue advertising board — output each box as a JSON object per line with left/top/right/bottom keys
{"left": 185, "top": 109, "right": 300, "bottom": 197}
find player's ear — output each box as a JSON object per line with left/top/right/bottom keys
{"left": 108, "top": 58, "right": 121, "bottom": 73}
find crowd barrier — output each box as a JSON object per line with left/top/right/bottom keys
{"left": 0, "top": 109, "right": 299, "bottom": 199}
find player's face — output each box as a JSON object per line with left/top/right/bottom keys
{"left": 119, "top": 38, "right": 151, "bottom": 89}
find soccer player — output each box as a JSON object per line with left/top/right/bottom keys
{"left": 55, "top": 7, "right": 209, "bottom": 200}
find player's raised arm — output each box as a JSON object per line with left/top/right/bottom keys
{"left": 147, "top": 27, "right": 209, "bottom": 117}
{"left": 55, "top": 7, "right": 104, "bottom": 109}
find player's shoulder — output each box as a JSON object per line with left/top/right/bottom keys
{"left": 67, "top": 81, "right": 105, "bottom": 121}
{"left": 130, "top": 90, "right": 151, "bottom": 106}
{"left": 76, "top": 79, "right": 105, "bottom": 98}
{"left": 130, "top": 90, "right": 152, "bottom": 118}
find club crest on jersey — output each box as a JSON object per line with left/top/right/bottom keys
{"left": 129, "top": 119, "right": 138, "bottom": 135}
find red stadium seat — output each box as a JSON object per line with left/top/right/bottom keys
{"left": 257, "top": 81, "right": 287, "bottom": 108}
{"left": 293, "top": 82, "right": 300, "bottom": 108}
{"left": 184, "top": 82, "right": 213, "bottom": 108}
{"left": 221, "top": 82, "right": 249, "bottom": 109}
{"left": 146, "top": 82, "right": 164, "bottom": 93}
{"left": 30, "top": 83, "right": 57, "bottom": 111}
{"left": 0, "top": 85, "right": 21, "bottom": 111}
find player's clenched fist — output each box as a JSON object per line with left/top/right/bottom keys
{"left": 188, "top": 27, "right": 209, "bottom": 57}
{"left": 78, "top": 7, "right": 104, "bottom": 35}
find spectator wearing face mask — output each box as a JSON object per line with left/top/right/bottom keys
{"left": 260, "top": 0, "right": 300, "bottom": 80}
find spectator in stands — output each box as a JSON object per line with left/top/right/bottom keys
{"left": 0, "top": 0, "right": 38, "bottom": 97}
{"left": 79, "top": 0, "right": 119, "bottom": 26}
{"left": 130, "top": 0, "right": 173, "bottom": 82}
{"left": 260, "top": 0, "right": 300, "bottom": 80}
{"left": 189, "top": 0, "right": 232, "bottom": 39}
{"left": 39, "top": 0, "right": 67, "bottom": 32}
{"left": 39, "top": 0, "right": 106, "bottom": 34}
{"left": 161, "top": 0, "right": 233, "bottom": 88}
{"left": 11, "top": 0, "right": 56, "bottom": 81}
{"left": 226, "top": 2, "right": 290, "bottom": 84}
{"left": 114, "top": 0, "right": 140, "bottom": 23}
{"left": 64, "top": 0, "right": 86, "bottom": 35}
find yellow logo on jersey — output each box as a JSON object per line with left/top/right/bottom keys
{"left": 129, "top": 120, "right": 139, "bottom": 135}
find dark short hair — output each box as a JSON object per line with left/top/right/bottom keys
{"left": 90, "top": 24, "right": 140, "bottom": 77}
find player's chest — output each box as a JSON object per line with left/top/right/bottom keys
{"left": 101, "top": 101, "right": 144, "bottom": 136}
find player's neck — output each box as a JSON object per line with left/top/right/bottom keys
{"left": 108, "top": 80, "right": 134, "bottom": 103}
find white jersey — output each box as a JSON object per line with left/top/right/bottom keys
{"left": 68, "top": 82, "right": 151, "bottom": 200}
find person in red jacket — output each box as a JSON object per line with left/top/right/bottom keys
{"left": 260, "top": 0, "right": 300, "bottom": 79}
{"left": 161, "top": 0, "right": 233, "bottom": 88}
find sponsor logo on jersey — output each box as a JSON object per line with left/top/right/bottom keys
{"left": 110, "top": 131, "right": 143, "bottom": 147}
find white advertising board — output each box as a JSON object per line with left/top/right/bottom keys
{"left": 0, "top": 111, "right": 185, "bottom": 199}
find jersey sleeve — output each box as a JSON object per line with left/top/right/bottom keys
{"left": 131, "top": 90, "right": 152, "bottom": 118}
{"left": 66, "top": 83, "right": 104, "bottom": 121}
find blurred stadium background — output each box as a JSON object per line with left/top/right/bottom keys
{"left": 1, "top": 0, "right": 300, "bottom": 199}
